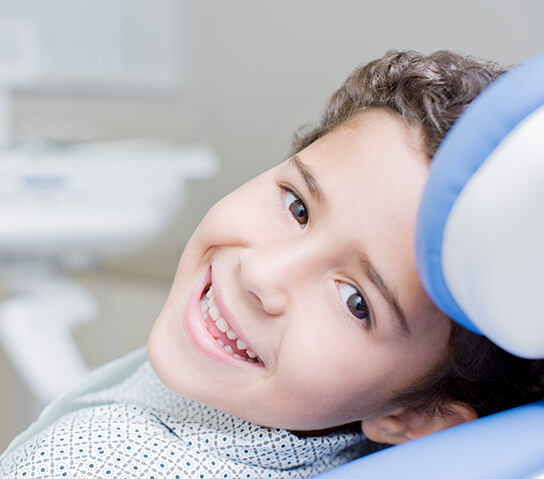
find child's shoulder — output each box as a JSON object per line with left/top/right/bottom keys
{"left": 1, "top": 346, "right": 371, "bottom": 478}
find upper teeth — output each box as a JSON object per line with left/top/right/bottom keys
{"left": 209, "top": 306, "right": 220, "bottom": 321}
{"left": 215, "top": 317, "right": 228, "bottom": 332}
{"left": 226, "top": 330, "right": 237, "bottom": 340}
{"left": 201, "top": 285, "right": 259, "bottom": 363}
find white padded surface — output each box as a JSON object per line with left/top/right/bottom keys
{"left": 442, "top": 105, "right": 544, "bottom": 358}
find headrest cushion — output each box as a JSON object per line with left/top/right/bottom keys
{"left": 416, "top": 52, "right": 544, "bottom": 358}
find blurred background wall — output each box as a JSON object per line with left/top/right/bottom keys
{"left": 1, "top": 0, "right": 543, "bottom": 451}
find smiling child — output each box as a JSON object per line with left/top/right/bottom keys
{"left": 149, "top": 107, "right": 452, "bottom": 433}
{"left": 3, "top": 50, "right": 544, "bottom": 478}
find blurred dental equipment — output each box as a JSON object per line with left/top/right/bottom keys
{"left": 0, "top": 0, "right": 190, "bottom": 429}
{"left": 0, "top": 140, "right": 218, "bottom": 406}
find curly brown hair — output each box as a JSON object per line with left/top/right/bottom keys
{"left": 291, "top": 50, "right": 544, "bottom": 418}
{"left": 291, "top": 50, "right": 505, "bottom": 159}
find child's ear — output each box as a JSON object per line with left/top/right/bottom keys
{"left": 361, "top": 402, "right": 478, "bottom": 445}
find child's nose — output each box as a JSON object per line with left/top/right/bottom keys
{"left": 239, "top": 250, "right": 287, "bottom": 316}
{"left": 239, "top": 245, "right": 303, "bottom": 316}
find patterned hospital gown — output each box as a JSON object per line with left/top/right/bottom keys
{"left": 1, "top": 352, "right": 373, "bottom": 478}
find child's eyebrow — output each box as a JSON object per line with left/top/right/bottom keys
{"left": 289, "top": 155, "right": 326, "bottom": 205}
{"left": 289, "top": 154, "right": 410, "bottom": 337}
{"left": 360, "top": 255, "right": 411, "bottom": 337}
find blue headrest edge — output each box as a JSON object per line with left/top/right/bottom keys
{"left": 415, "top": 52, "right": 544, "bottom": 333}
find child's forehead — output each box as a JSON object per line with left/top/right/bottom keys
{"left": 293, "top": 111, "right": 428, "bottom": 198}
{"left": 303, "top": 110, "right": 426, "bottom": 167}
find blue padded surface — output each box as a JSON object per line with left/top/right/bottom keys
{"left": 317, "top": 400, "right": 544, "bottom": 479}
{"left": 415, "top": 52, "right": 544, "bottom": 333}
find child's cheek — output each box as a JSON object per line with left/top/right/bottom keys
{"left": 193, "top": 173, "right": 279, "bottom": 251}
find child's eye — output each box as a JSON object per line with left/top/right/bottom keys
{"left": 338, "top": 282, "right": 371, "bottom": 325}
{"left": 281, "top": 186, "right": 308, "bottom": 226}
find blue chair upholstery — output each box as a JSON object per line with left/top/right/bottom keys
{"left": 318, "top": 400, "right": 544, "bottom": 479}
{"left": 318, "top": 52, "right": 544, "bottom": 478}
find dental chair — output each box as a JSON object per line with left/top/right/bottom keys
{"left": 318, "top": 52, "right": 544, "bottom": 478}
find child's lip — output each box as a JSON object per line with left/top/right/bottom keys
{"left": 210, "top": 267, "right": 263, "bottom": 364}
{"left": 184, "top": 266, "right": 262, "bottom": 369}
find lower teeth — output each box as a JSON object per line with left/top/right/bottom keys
{"left": 215, "top": 338, "right": 257, "bottom": 363}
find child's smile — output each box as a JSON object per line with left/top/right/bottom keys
{"left": 185, "top": 265, "right": 263, "bottom": 367}
{"left": 201, "top": 283, "right": 260, "bottom": 363}
{"left": 148, "top": 108, "right": 451, "bottom": 431}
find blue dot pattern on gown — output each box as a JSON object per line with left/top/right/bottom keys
{"left": 1, "top": 361, "right": 371, "bottom": 478}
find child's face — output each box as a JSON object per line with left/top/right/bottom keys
{"left": 149, "top": 109, "right": 451, "bottom": 431}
